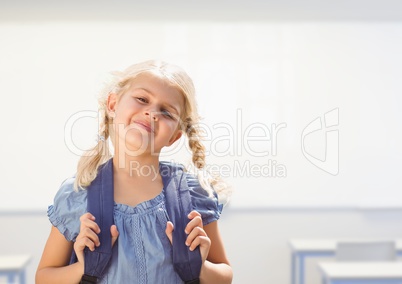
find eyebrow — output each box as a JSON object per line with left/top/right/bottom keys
{"left": 134, "top": 87, "right": 180, "bottom": 114}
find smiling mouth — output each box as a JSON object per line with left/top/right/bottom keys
{"left": 133, "top": 121, "right": 154, "bottom": 133}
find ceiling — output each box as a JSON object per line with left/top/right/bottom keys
{"left": 1, "top": 0, "right": 402, "bottom": 22}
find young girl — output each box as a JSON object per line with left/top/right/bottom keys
{"left": 35, "top": 60, "right": 233, "bottom": 284}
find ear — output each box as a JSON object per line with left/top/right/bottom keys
{"left": 107, "top": 93, "right": 118, "bottom": 113}
{"left": 168, "top": 130, "right": 183, "bottom": 146}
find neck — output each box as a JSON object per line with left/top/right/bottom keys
{"left": 112, "top": 153, "right": 160, "bottom": 181}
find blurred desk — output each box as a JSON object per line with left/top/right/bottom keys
{"left": 289, "top": 239, "right": 402, "bottom": 284}
{"left": 318, "top": 262, "right": 402, "bottom": 284}
{"left": 0, "top": 255, "right": 31, "bottom": 284}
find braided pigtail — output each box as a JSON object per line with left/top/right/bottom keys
{"left": 73, "top": 103, "right": 112, "bottom": 191}
{"left": 185, "top": 119, "right": 206, "bottom": 170}
{"left": 184, "top": 118, "right": 232, "bottom": 205}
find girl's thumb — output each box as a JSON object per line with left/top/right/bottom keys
{"left": 110, "top": 225, "right": 119, "bottom": 247}
{"left": 165, "top": 221, "right": 174, "bottom": 244}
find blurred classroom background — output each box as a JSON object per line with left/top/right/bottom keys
{"left": 1, "top": 0, "right": 402, "bottom": 283}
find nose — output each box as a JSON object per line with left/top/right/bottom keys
{"left": 144, "top": 109, "right": 158, "bottom": 121}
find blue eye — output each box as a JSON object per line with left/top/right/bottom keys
{"left": 161, "top": 109, "right": 174, "bottom": 119}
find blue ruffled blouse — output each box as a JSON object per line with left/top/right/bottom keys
{"left": 47, "top": 169, "right": 222, "bottom": 284}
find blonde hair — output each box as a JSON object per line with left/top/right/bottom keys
{"left": 74, "top": 60, "right": 231, "bottom": 204}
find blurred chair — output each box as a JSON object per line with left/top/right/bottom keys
{"left": 0, "top": 254, "right": 31, "bottom": 284}
{"left": 335, "top": 240, "right": 397, "bottom": 261}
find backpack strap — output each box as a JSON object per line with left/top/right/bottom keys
{"left": 80, "top": 158, "right": 115, "bottom": 283}
{"left": 160, "top": 162, "right": 202, "bottom": 284}
{"left": 73, "top": 159, "right": 201, "bottom": 283}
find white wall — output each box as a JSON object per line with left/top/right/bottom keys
{"left": 1, "top": 2, "right": 402, "bottom": 284}
{"left": 1, "top": 21, "right": 402, "bottom": 211}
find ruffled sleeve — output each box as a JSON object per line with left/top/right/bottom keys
{"left": 186, "top": 173, "right": 223, "bottom": 226}
{"left": 47, "top": 176, "right": 88, "bottom": 242}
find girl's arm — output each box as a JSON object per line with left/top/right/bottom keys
{"left": 36, "top": 213, "right": 118, "bottom": 284}
{"left": 35, "top": 226, "right": 84, "bottom": 284}
{"left": 173, "top": 211, "right": 232, "bottom": 284}
{"left": 199, "top": 220, "right": 233, "bottom": 284}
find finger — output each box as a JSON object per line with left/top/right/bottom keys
{"left": 165, "top": 221, "right": 174, "bottom": 244}
{"left": 185, "top": 215, "right": 203, "bottom": 234}
{"left": 80, "top": 214, "right": 101, "bottom": 234}
{"left": 82, "top": 238, "right": 96, "bottom": 252}
{"left": 79, "top": 227, "right": 101, "bottom": 247}
{"left": 110, "top": 225, "right": 119, "bottom": 247}
{"left": 187, "top": 210, "right": 201, "bottom": 220}
{"left": 79, "top": 213, "right": 94, "bottom": 228}
{"left": 80, "top": 219, "right": 101, "bottom": 234}
{"left": 185, "top": 226, "right": 207, "bottom": 247}
{"left": 80, "top": 212, "right": 95, "bottom": 221}
{"left": 75, "top": 236, "right": 97, "bottom": 252}
{"left": 188, "top": 235, "right": 211, "bottom": 252}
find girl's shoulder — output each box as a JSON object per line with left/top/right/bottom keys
{"left": 53, "top": 176, "right": 88, "bottom": 203}
{"left": 47, "top": 176, "right": 87, "bottom": 241}
{"left": 183, "top": 170, "right": 224, "bottom": 225}
{"left": 160, "top": 161, "right": 223, "bottom": 224}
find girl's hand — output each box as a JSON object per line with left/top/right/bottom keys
{"left": 74, "top": 212, "right": 119, "bottom": 266}
{"left": 165, "top": 210, "right": 211, "bottom": 264}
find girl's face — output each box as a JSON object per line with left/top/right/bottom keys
{"left": 107, "top": 72, "right": 184, "bottom": 156}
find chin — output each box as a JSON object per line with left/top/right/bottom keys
{"left": 116, "top": 133, "right": 149, "bottom": 153}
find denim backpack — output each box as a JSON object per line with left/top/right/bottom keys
{"left": 71, "top": 158, "right": 202, "bottom": 284}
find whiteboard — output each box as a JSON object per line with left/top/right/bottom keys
{"left": 0, "top": 21, "right": 401, "bottom": 211}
